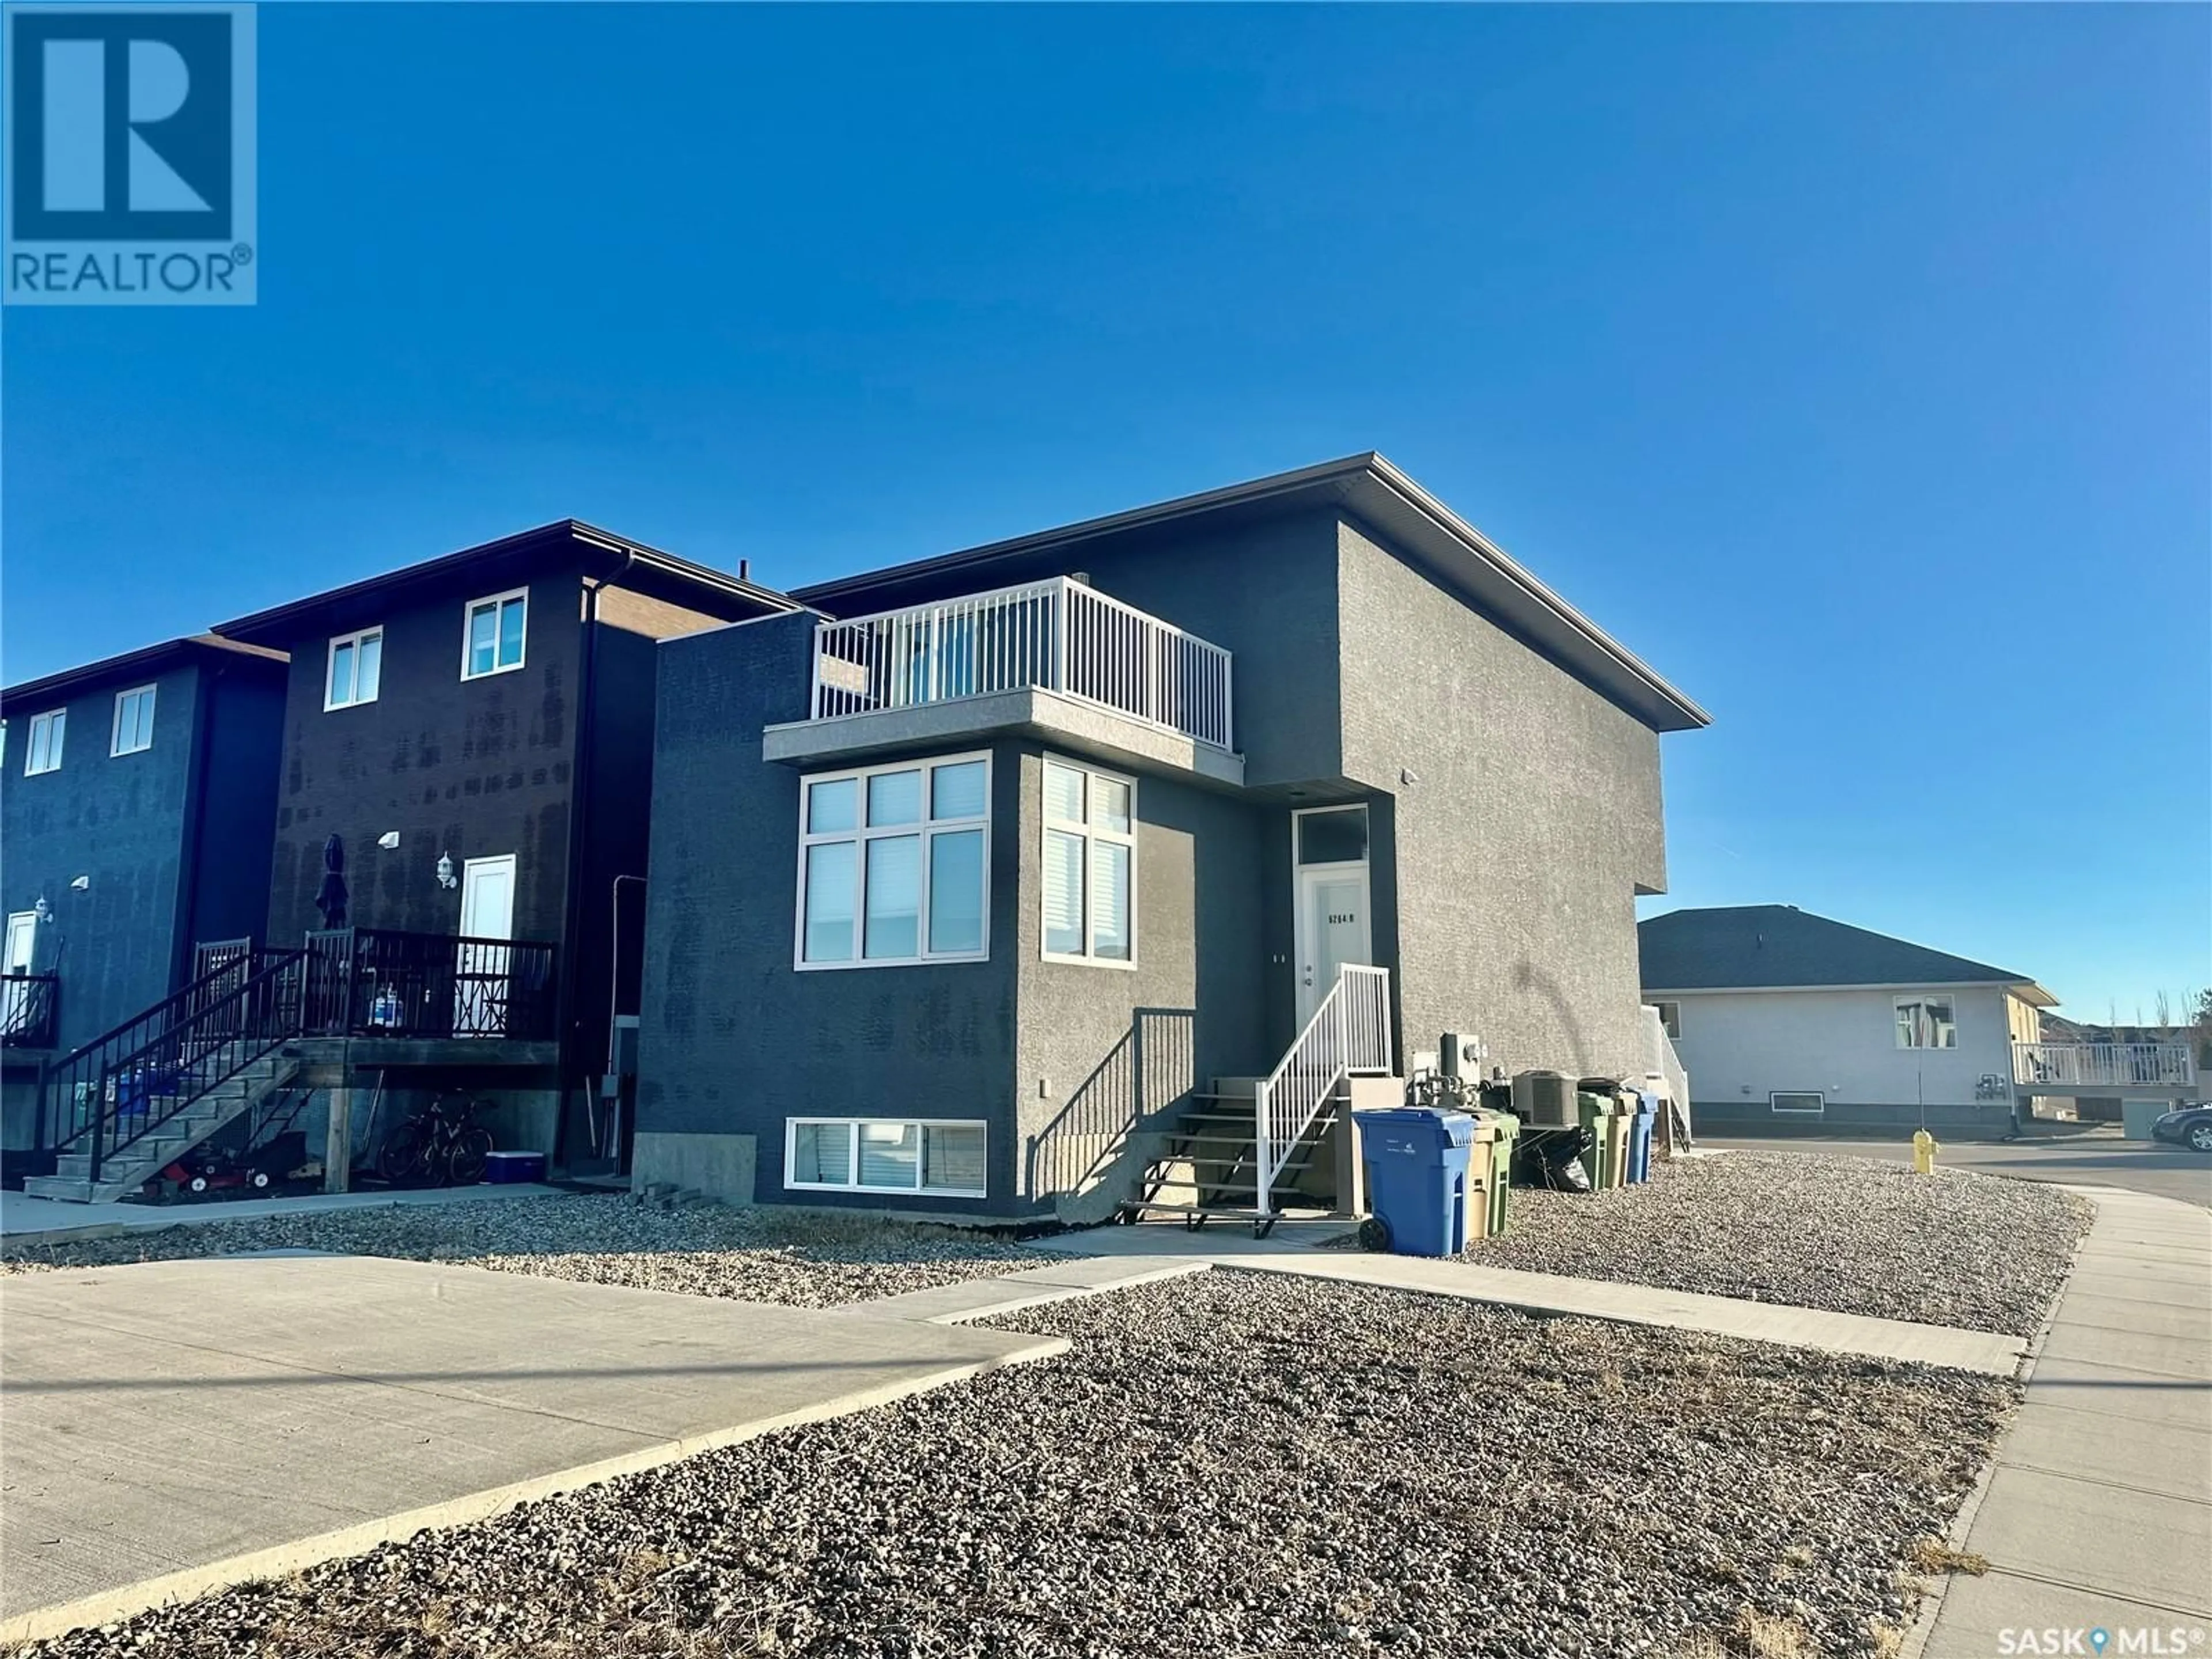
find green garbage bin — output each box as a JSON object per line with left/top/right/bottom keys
{"left": 1577, "top": 1092, "right": 1629, "bottom": 1190}
{"left": 1474, "top": 1109, "right": 1517, "bottom": 1234}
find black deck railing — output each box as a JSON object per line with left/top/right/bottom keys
{"left": 41, "top": 946, "right": 306, "bottom": 1184}
{"left": 302, "top": 928, "right": 556, "bottom": 1043}
{"left": 1, "top": 972, "right": 59, "bottom": 1050}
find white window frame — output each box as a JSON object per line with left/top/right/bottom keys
{"left": 460, "top": 588, "right": 529, "bottom": 681}
{"left": 324, "top": 626, "right": 385, "bottom": 711}
{"left": 109, "top": 684, "right": 157, "bottom": 756}
{"left": 783, "top": 1116, "right": 989, "bottom": 1198}
{"left": 1040, "top": 755, "right": 1138, "bottom": 969}
{"left": 1654, "top": 1001, "right": 1681, "bottom": 1040}
{"left": 1770, "top": 1091, "right": 1825, "bottom": 1115}
{"left": 794, "top": 751, "right": 991, "bottom": 971}
{"left": 1894, "top": 995, "right": 1959, "bottom": 1050}
{"left": 23, "top": 709, "right": 64, "bottom": 776}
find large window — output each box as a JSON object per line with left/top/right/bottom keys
{"left": 461, "top": 589, "right": 528, "bottom": 680}
{"left": 786, "top": 1118, "right": 988, "bottom": 1198}
{"left": 24, "top": 710, "right": 64, "bottom": 776}
{"left": 109, "top": 685, "right": 156, "bottom": 756}
{"left": 1895, "top": 996, "right": 1957, "bottom": 1050}
{"left": 797, "top": 753, "right": 989, "bottom": 968}
{"left": 1041, "top": 757, "right": 1135, "bottom": 967}
{"left": 326, "top": 627, "right": 384, "bottom": 710}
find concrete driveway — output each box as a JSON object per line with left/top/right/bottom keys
{"left": 0, "top": 1254, "right": 1065, "bottom": 1642}
{"left": 1703, "top": 1132, "right": 2212, "bottom": 1207}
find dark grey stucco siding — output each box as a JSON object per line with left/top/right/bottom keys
{"left": 1011, "top": 749, "right": 1272, "bottom": 1207}
{"left": 1336, "top": 520, "right": 1665, "bottom": 1083}
{"left": 183, "top": 664, "right": 285, "bottom": 954}
{"left": 637, "top": 612, "right": 1022, "bottom": 1214}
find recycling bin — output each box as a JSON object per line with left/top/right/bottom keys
{"left": 1626, "top": 1093, "right": 1658, "bottom": 1183}
{"left": 1353, "top": 1107, "right": 1475, "bottom": 1257}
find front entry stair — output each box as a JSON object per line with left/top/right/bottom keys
{"left": 22, "top": 1055, "right": 301, "bottom": 1205}
{"left": 1118, "top": 1077, "right": 1344, "bottom": 1237}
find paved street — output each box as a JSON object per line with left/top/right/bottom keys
{"left": 1703, "top": 1132, "right": 2212, "bottom": 1207}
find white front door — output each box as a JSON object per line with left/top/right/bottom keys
{"left": 1294, "top": 868, "right": 1373, "bottom": 1027}
{"left": 456, "top": 855, "right": 516, "bottom": 1036}
{"left": 2, "top": 911, "right": 35, "bottom": 1036}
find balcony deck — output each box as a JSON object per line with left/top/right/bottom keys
{"left": 2014, "top": 1041, "right": 2197, "bottom": 1093}
{"left": 767, "top": 577, "right": 1241, "bottom": 783}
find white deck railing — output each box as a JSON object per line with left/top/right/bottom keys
{"left": 809, "top": 575, "right": 1234, "bottom": 750}
{"left": 2013, "top": 1042, "right": 2196, "bottom": 1090}
{"left": 1253, "top": 964, "right": 1391, "bottom": 1217}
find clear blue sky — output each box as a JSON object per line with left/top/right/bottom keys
{"left": 4, "top": 5, "right": 2206, "bottom": 1017}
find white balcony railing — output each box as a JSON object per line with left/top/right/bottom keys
{"left": 2013, "top": 1042, "right": 2197, "bottom": 1090}
{"left": 809, "top": 576, "right": 1234, "bottom": 751}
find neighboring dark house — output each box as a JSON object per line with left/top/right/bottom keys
{"left": 22, "top": 522, "right": 791, "bottom": 1202}
{"left": 637, "top": 453, "right": 1710, "bottom": 1225}
{"left": 2, "top": 635, "right": 287, "bottom": 1182}
{"left": 1638, "top": 904, "right": 2193, "bottom": 1139}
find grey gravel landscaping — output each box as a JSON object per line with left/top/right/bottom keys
{"left": 0, "top": 1193, "right": 1041, "bottom": 1308}
{"left": 1469, "top": 1149, "right": 2092, "bottom": 1336}
{"left": 8, "top": 1271, "right": 2014, "bottom": 1659}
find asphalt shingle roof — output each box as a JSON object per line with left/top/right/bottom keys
{"left": 1639, "top": 905, "right": 2040, "bottom": 994}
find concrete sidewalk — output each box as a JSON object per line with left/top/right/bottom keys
{"left": 1033, "top": 1224, "right": 2027, "bottom": 1375}
{"left": 0, "top": 1254, "right": 1064, "bottom": 1643}
{"left": 0, "top": 1181, "right": 569, "bottom": 1244}
{"left": 1921, "top": 1188, "right": 2212, "bottom": 1657}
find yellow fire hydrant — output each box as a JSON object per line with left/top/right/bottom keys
{"left": 1912, "top": 1128, "right": 1940, "bottom": 1175}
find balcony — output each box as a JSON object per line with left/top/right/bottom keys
{"left": 2013, "top": 1041, "right": 2198, "bottom": 1092}
{"left": 302, "top": 928, "right": 558, "bottom": 1044}
{"left": 766, "top": 577, "right": 1241, "bottom": 785}
{"left": 1, "top": 972, "right": 58, "bottom": 1050}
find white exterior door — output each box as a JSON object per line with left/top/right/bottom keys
{"left": 456, "top": 855, "right": 517, "bottom": 1036}
{"left": 2, "top": 911, "right": 35, "bottom": 1036}
{"left": 1293, "top": 806, "right": 1374, "bottom": 1027}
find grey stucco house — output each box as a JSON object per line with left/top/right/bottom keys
{"left": 635, "top": 454, "right": 1709, "bottom": 1224}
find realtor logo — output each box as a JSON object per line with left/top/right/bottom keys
{"left": 4, "top": 3, "right": 256, "bottom": 304}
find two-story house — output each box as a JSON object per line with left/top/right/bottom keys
{"left": 635, "top": 453, "right": 1709, "bottom": 1226}
{"left": 1, "top": 635, "right": 287, "bottom": 1184}
{"left": 23, "top": 522, "right": 792, "bottom": 1202}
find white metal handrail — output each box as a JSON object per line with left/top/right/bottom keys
{"left": 1253, "top": 964, "right": 1391, "bottom": 1216}
{"left": 809, "top": 575, "right": 1234, "bottom": 750}
{"left": 2013, "top": 1041, "right": 2196, "bottom": 1089}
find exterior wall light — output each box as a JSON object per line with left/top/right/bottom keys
{"left": 377, "top": 831, "right": 401, "bottom": 850}
{"left": 68, "top": 876, "right": 89, "bottom": 891}
{"left": 436, "top": 853, "right": 457, "bottom": 890}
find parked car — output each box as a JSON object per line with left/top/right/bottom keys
{"left": 2149, "top": 1103, "right": 2212, "bottom": 1153}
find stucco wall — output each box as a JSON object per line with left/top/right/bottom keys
{"left": 1665, "top": 984, "right": 2015, "bottom": 1114}
{"left": 1335, "top": 518, "right": 1666, "bottom": 1083}
{"left": 635, "top": 612, "right": 1024, "bottom": 1214}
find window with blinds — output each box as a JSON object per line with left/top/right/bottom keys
{"left": 1041, "top": 756, "right": 1135, "bottom": 967}
{"left": 797, "top": 753, "right": 990, "bottom": 968}
{"left": 784, "top": 1119, "right": 987, "bottom": 1198}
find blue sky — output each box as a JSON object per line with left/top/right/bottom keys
{"left": 4, "top": 5, "right": 2206, "bottom": 1016}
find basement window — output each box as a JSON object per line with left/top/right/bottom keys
{"left": 1770, "top": 1092, "right": 1824, "bottom": 1115}
{"left": 785, "top": 1118, "right": 987, "bottom": 1198}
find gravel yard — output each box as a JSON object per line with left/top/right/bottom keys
{"left": 9, "top": 1271, "right": 2014, "bottom": 1659}
{"left": 1469, "top": 1149, "right": 2092, "bottom": 1336}
{"left": 0, "top": 1194, "right": 1041, "bottom": 1308}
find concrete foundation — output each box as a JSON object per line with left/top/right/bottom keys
{"left": 632, "top": 1130, "right": 758, "bottom": 1203}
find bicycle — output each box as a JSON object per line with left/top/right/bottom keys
{"left": 377, "top": 1090, "right": 495, "bottom": 1187}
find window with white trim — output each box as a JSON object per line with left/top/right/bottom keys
{"left": 1654, "top": 1001, "right": 1681, "bottom": 1040}
{"left": 786, "top": 1118, "right": 988, "bottom": 1197}
{"left": 461, "top": 589, "right": 528, "bottom": 680}
{"left": 325, "top": 627, "right": 384, "bottom": 710}
{"left": 1770, "top": 1092, "right": 1824, "bottom": 1114}
{"left": 24, "top": 710, "right": 64, "bottom": 775}
{"left": 797, "top": 753, "right": 989, "bottom": 967}
{"left": 1894, "top": 996, "right": 1957, "bottom": 1050}
{"left": 1041, "top": 756, "right": 1134, "bottom": 966}
{"left": 109, "top": 685, "right": 156, "bottom": 756}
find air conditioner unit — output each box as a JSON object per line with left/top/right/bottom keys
{"left": 1512, "top": 1069, "right": 1573, "bottom": 1126}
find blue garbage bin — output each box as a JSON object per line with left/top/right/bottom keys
{"left": 1353, "top": 1107, "right": 1475, "bottom": 1257}
{"left": 1626, "top": 1092, "right": 1658, "bottom": 1183}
